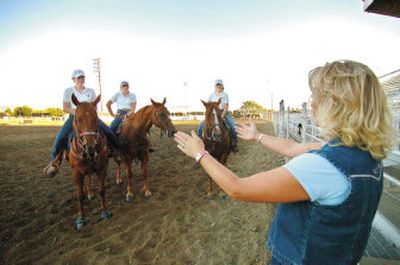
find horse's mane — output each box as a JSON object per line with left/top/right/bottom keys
{"left": 130, "top": 105, "right": 153, "bottom": 123}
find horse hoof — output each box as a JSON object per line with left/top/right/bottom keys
{"left": 144, "top": 193, "right": 152, "bottom": 200}
{"left": 100, "top": 211, "right": 112, "bottom": 220}
{"left": 75, "top": 216, "right": 87, "bottom": 230}
{"left": 126, "top": 194, "right": 134, "bottom": 202}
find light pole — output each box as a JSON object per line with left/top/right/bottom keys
{"left": 183, "top": 81, "right": 188, "bottom": 116}
{"left": 93, "top": 58, "right": 103, "bottom": 112}
{"left": 267, "top": 79, "right": 273, "bottom": 111}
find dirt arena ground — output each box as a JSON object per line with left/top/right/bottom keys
{"left": 0, "top": 121, "right": 285, "bottom": 265}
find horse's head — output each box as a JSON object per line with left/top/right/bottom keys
{"left": 72, "top": 94, "right": 102, "bottom": 161}
{"left": 150, "top": 98, "right": 177, "bottom": 138}
{"left": 202, "top": 98, "right": 223, "bottom": 142}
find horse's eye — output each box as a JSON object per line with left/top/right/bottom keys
{"left": 159, "top": 112, "right": 167, "bottom": 119}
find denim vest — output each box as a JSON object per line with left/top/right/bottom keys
{"left": 268, "top": 140, "right": 383, "bottom": 265}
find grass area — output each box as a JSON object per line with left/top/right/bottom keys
{"left": 0, "top": 118, "right": 64, "bottom": 126}
{"left": 0, "top": 117, "right": 269, "bottom": 126}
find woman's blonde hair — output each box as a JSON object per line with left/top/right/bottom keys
{"left": 308, "top": 60, "right": 395, "bottom": 160}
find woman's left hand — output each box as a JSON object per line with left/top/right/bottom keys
{"left": 174, "top": 130, "right": 205, "bottom": 159}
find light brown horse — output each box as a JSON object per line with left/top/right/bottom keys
{"left": 201, "top": 99, "right": 231, "bottom": 197}
{"left": 68, "top": 94, "right": 111, "bottom": 230}
{"left": 115, "top": 98, "right": 176, "bottom": 202}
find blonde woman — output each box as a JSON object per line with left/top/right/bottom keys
{"left": 174, "top": 60, "right": 394, "bottom": 265}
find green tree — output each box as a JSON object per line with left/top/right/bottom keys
{"left": 4, "top": 108, "right": 12, "bottom": 116}
{"left": 13, "top": 106, "right": 33, "bottom": 117}
{"left": 45, "top": 107, "right": 64, "bottom": 117}
{"left": 13, "top": 107, "right": 23, "bottom": 117}
{"left": 238, "top": 100, "right": 266, "bottom": 115}
{"left": 232, "top": 110, "right": 241, "bottom": 118}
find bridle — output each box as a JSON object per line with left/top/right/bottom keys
{"left": 73, "top": 114, "right": 103, "bottom": 160}
{"left": 204, "top": 108, "right": 222, "bottom": 142}
{"left": 154, "top": 110, "right": 172, "bottom": 137}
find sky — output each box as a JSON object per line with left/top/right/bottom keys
{"left": 0, "top": 0, "right": 399, "bottom": 112}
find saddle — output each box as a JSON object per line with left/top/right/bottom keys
{"left": 116, "top": 115, "right": 129, "bottom": 136}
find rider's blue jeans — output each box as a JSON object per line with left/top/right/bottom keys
{"left": 197, "top": 112, "right": 237, "bottom": 144}
{"left": 109, "top": 110, "right": 128, "bottom": 134}
{"left": 50, "top": 115, "right": 74, "bottom": 160}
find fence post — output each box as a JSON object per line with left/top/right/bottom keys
{"left": 301, "top": 102, "right": 307, "bottom": 143}
{"left": 286, "top": 106, "right": 290, "bottom": 138}
{"left": 279, "top": 100, "right": 285, "bottom": 137}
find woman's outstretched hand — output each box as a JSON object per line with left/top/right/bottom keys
{"left": 174, "top": 130, "right": 205, "bottom": 158}
{"left": 236, "top": 121, "right": 259, "bottom": 141}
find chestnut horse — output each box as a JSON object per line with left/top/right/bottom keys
{"left": 201, "top": 99, "right": 231, "bottom": 197}
{"left": 68, "top": 94, "right": 111, "bottom": 229}
{"left": 115, "top": 98, "right": 176, "bottom": 202}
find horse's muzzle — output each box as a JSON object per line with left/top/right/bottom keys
{"left": 212, "top": 127, "right": 222, "bottom": 142}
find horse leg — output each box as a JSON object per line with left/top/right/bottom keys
{"left": 125, "top": 160, "right": 134, "bottom": 202}
{"left": 115, "top": 161, "right": 123, "bottom": 185}
{"left": 142, "top": 154, "right": 152, "bottom": 199}
{"left": 85, "top": 174, "right": 94, "bottom": 200}
{"left": 73, "top": 170, "right": 87, "bottom": 230}
{"left": 97, "top": 168, "right": 112, "bottom": 220}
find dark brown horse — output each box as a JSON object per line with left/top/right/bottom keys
{"left": 68, "top": 94, "right": 111, "bottom": 229}
{"left": 201, "top": 99, "right": 231, "bottom": 197}
{"left": 115, "top": 98, "right": 176, "bottom": 202}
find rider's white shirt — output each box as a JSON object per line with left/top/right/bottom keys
{"left": 208, "top": 91, "right": 229, "bottom": 110}
{"left": 63, "top": 86, "right": 96, "bottom": 110}
{"left": 110, "top": 91, "right": 137, "bottom": 110}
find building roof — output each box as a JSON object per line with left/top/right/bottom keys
{"left": 364, "top": 0, "right": 400, "bottom": 18}
{"left": 381, "top": 70, "right": 400, "bottom": 92}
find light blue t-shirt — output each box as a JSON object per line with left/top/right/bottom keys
{"left": 208, "top": 91, "right": 229, "bottom": 110}
{"left": 110, "top": 91, "right": 137, "bottom": 110}
{"left": 283, "top": 153, "right": 351, "bottom": 206}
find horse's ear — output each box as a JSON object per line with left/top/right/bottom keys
{"left": 150, "top": 98, "right": 156, "bottom": 106}
{"left": 93, "top": 95, "right": 101, "bottom": 106}
{"left": 201, "top": 99, "right": 207, "bottom": 106}
{"left": 217, "top": 98, "right": 222, "bottom": 105}
{"left": 162, "top": 97, "right": 166, "bottom": 105}
{"left": 72, "top": 93, "right": 80, "bottom": 106}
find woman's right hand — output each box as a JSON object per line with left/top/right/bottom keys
{"left": 236, "top": 121, "right": 259, "bottom": 141}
